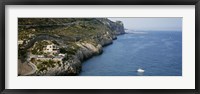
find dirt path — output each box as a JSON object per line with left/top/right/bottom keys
{"left": 18, "top": 59, "right": 37, "bottom": 76}
{"left": 24, "top": 62, "right": 37, "bottom": 75}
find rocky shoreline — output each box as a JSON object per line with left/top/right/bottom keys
{"left": 32, "top": 30, "right": 124, "bottom": 76}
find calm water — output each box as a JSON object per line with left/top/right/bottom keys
{"left": 79, "top": 31, "right": 182, "bottom": 76}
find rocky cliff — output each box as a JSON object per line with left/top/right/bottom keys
{"left": 18, "top": 18, "right": 125, "bottom": 76}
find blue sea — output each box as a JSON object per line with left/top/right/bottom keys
{"left": 79, "top": 31, "right": 182, "bottom": 76}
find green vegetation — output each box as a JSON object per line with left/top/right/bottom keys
{"left": 18, "top": 18, "right": 97, "bottom": 25}
{"left": 31, "top": 58, "right": 36, "bottom": 63}
{"left": 18, "top": 18, "right": 110, "bottom": 40}
{"left": 36, "top": 60, "right": 61, "bottom": 72}
{"left": 18, "top": 18, "right": 114, "bottom": 61}
{"left": 68, "top": 43, "right": 80, "bottom": 54}
{"left": 31, "top": 41, "right": 50, "bottom": 55}
{"left": 60, "top": 48, "right": 68, "bottom": 54}
{"left": 18, "top": 49, "right": 27, "bottom": 59}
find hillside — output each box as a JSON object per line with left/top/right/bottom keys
{"left": 18, "top": 18, "right": 125, "bottom": 76}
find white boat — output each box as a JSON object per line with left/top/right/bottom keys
{"left": 137, "top": 68, "right": 145, "bottom": 73}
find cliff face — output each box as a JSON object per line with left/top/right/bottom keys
{"left": 18, "top": 18, "right": 125, "bottom": 76}
{"left": 97, "top": 18, "right": 125, "bottom": 35}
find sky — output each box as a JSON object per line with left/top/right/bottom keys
{"left": 108, "top": 18, "right": 182, "bottom": 31}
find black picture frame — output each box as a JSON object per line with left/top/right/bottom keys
{"left": 0, "top": 0, "right": 199, "bottom": 94}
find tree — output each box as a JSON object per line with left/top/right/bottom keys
{"left": 31, "top": 58, "right": 36, "bottom": 63}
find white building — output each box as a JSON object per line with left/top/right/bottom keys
{"left": 58, "top": 53, "right": 65, "bottom": 57}
{"left": 43, "top": 44, "right": 59, "bottom": 54}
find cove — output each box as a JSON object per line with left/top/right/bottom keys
{"left": 79, "top": 31, "right": 182, "bottom": 76}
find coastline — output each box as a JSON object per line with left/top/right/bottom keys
{"left": 18, "top": 18, "right": 125, "bottom": 76}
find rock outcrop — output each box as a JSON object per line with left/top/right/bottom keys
{"left": 97, "top": 18, "right": 125, "bottom": 35}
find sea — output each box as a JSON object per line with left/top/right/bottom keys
{"left": 79, "top": 31, "right": 182, "bottom": 76}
